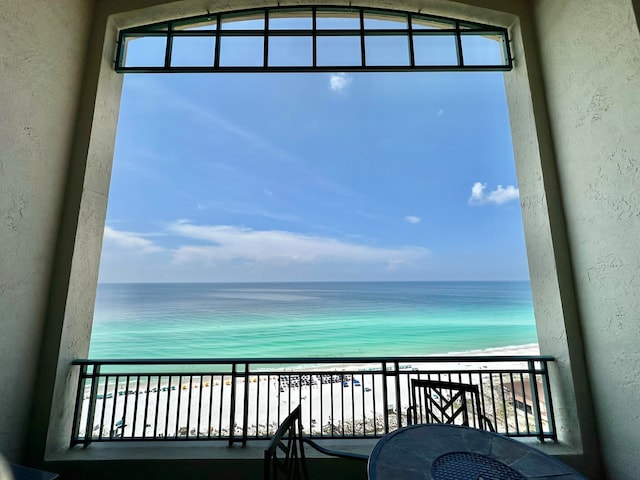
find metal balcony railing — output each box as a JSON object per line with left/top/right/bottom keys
{"left": 71, "top": 355, "right": 556, "bottom": 447}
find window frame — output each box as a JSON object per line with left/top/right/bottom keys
{"left": 115, "top": 6, "right": 512, "bottom": 73}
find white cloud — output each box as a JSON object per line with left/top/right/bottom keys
{"left": 103, "top": 226, "right": 164, "bottom": 253}
{"left": 405, "top": 215, "right": 421, "bottom": 224}
{"left": 468, "top": 182, "right": 520, "bottom": 206}
{"left": 329, "top": 73, "right": 352, "bottom": 92}
{"left": 167, "top": 222, "right": 429, "bottom": 268}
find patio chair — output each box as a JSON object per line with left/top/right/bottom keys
{"left": 264, "top": 405, "right": 368, "bottom": 480}
{"left": 407, "top": 379, "right": 495, "bottom": 431}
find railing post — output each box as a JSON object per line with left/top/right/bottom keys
{"left": 242, "top": 362, "right": 250, "bottom": 446}
{"left": 527, "top": 360, "right": 544, "bottom": 441}
{"left": 71, "top": 363, "right": 87, "bottom": 445}
{"left": 229, "top": 363, "right": 237, "bottom": 447}
{"left": 381, "top": 362, "right": 389, "bottom": 434}
{"left": 394, "top": 361, "right": 402, "bottom": 429}
{"left": 540, "top": 360, "right": 558, "bottom": 441}
{"left": 83, "top": 363, "right": 101, "bottom": 447}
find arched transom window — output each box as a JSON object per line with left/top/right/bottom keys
{"left": 116, "top": 6, "right": 512, "bottom": 73}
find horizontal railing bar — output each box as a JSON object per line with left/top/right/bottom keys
{"left": 77, "top": 430, "right": 558, "bottom": 440}
{"left": 77, "top": 371, "right": 243, "bottom": 379}
{"left": 73, "top": 355, "right": 554, "bottom": 366}
{"left": 75, "top": 368, "right": 544, "bottom": 383}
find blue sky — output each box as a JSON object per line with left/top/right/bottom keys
{"left": 99, "top": 67, "right": 527, "bottom": 283}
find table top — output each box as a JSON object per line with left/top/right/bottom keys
{"left": 367, "top": 424, "right": 587, "bottom": 480}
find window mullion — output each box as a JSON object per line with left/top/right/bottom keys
{"left": 455, "top": 20, "right": 464, "bottom": 67}
{"left": 263, "top": 9, "right": 269, "bottom": 68}
{"left": 407, "top": 14, "right": 415, "bottom": 68}
{"left": 164, "top": 22, "right": 174, "bottom": 68}
{"left": 359, "top": 9, "right": 366, "bottom": 67}
{"left": 214, "top": 13, "right": 221, "bottom": 69}
{"left": 312, "top": 7, "right": 317, "bottom": 68}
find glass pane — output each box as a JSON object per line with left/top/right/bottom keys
{"left": 461, "top": 34, "right": 505, "bottom": 66}
{"left": 365, "top": 35, "right": 409, "bottom": 66}
{"left": 364, "top": 12, "right": 407, "bottom": 29}
{"left": 316, "top": 10, "right": 360, "bottom": 29}
{"left": 413, "top": 34, "right": 458, "bottom": 66}
{"left": 268, "top": 36, "right": 312, "bottom": 67}
{"left": 316, "top": 36, "right": 361, "bottom": 66}
{"left": 123, "top": 35, "right": 167, "bottom": 67}
{"left": 411, "top": 16, "right": 455, "bottom": 30}
{"left": 269, "top": 11, "right": 312, "bottom": 30}
{"left": 219, "top": 37, "right": 264, "bottom": 66}
{"left": 170, "top": 36, "right": 215, "bottom": 67}
{"left": 173, "top": 18, "right": 217, "bottom": 31}
{"left": 221, "top": 12, "right": 265, "bottom": 30}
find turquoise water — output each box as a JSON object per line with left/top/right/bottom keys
{"left": 89, "top": 281, "right": 537, "bottom": 359}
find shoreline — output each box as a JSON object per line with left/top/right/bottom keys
{"left": 276, "top": 343, "right": 541, "bottom": 372}
{"left": 442, "top": 342, "right": 539, "bottom": 357}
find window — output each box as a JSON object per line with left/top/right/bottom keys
{"left": 92, "top": 7, "right": 533, "bottom": 360}
{"left": 116, "top": 7, "right": 512, "bottom": 72}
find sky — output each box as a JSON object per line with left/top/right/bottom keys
{"left": 98, "top": 30, "right": 528, "bottom": 283}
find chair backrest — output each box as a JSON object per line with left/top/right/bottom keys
{"left": 408, "top": 379, "right": 495, "bottom": 431}
{"left": 264, "top": 405, "right": 308, "bottom": 480}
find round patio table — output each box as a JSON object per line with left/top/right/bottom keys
{"left": 368, "top": 424, "right": 587, "bottom": 480}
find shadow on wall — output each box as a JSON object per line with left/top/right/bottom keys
{"left": 0, "top": 455, "right": 12, "bottom": 480}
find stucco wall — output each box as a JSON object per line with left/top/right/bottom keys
{"left": 533, "top": 1, "right": 640, "bottom": 479}
{"left": 0, "top": 0, "right": 93, "bottom": 462}
{"left": 503, "top": 13, "right": 599, "bottom": 472}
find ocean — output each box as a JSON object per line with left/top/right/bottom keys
{"left": 89, "top": 281, "right": 537, "bottom": 359}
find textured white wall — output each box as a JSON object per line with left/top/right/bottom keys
{"left": 0, "top": 0, "right": 92, "bottom": 461}
{"left": 503, "top": 15, "right": 597, "bottom": 464}
{"left": 534, "top": 1, "right": 640, "bottom": 479}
